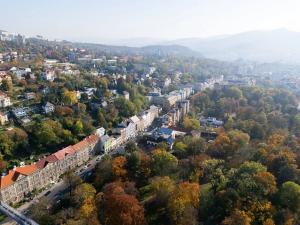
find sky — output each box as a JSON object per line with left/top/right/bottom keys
{"left": 2, "top": 0, "right": 300, "bottom": 43}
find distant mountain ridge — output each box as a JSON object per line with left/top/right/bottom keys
{"left": 169, "top": 29, "right": 300, "bottom": 63}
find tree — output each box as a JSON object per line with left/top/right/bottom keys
{"left": 278, "top": 181, "right": 300, "bottom": 213}
{"left": 73, "top": 183, "right": 96, "bottom": 205}
{"left": 125, "top": 141, "right": 139, "bottom": 153}
{"left": 224, "top": 87, "right": 243, "bottom": 99}
{"left": 167, "top": 182, "right": 200, "bottom": 225}
{"left": 101, "top": 182, "right": 145, "bottom": 225}
{"left": 1, "top": 79, "right": 13, "bottom": 94}
{"left": 62, "top": 89, "right": 78, "bottom": 105}
{"left": 63, "top": 171, "right": 82, "bottom": 197}
{"left": 222, "top": 209, "right": 252, "bottom": 225}
{"left": 173, "top": 141, "right": 188, "bottom": 158}
{"left": 151, "top": 149, "right": 178, "bottom": 176}
{"left": 111, "top": 156, "right": 127, "bottom": 180}
{"left": 183, "top": 116, "right": 200, "bottom": 131}
{"left": 148, "top": 176, "right": 175, "bottom": 203}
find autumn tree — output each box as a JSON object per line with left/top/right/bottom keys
{"left": 151, "top": 149, "right": 178, "bottom": 176}
{"left": 111, "top": 156, "right": 127, "bottom": 180}
{"left": 167, "top": 182, "right": 200, "bottom": 225}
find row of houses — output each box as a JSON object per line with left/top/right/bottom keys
{"left": 0, "top": 134, "right": 100, "bottom": 204}
{"left": 0, "top": 105, "right": 160, "bottom": 204}
{"left": 99, "top": 105, "right": 160, "bottom": 153}
{"left": 148, "top": 87, "right": 193, "bottom": 110}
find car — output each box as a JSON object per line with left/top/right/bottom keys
{"left": 44, "top": 191, "right": 51, "bottom": 196}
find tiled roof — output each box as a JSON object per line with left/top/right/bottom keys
{"left": 36, "top": 155, "right": 58, "bottom": 169}
{"left": 54, "top": 146, "right": 76, "bottom": 160}
{"left": 0, "top": 164, "right": 38, "bottom": 189}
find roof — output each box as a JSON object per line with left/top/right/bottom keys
{"left": 44, "top": 102, "right": 54, "bottom": 107}
{"left": 0, "top": 91, "right": 7, "bottom": 97}
{"left": 73, "top": 140, "right": 89, "bottom": 152}
{"left": 54, "top": 146, "right": 76, "bottom": 160}
{"left": 36, "top": 154, "right": 59, "bottom": 169}
{"left": 158, "top": 127, "right": 173, "bottom": 136}
{"left": 0, "top": 164, "right": 38, "bottom": 189}
{"left": 129, "top": 115, "right": 140, "bottom": 124}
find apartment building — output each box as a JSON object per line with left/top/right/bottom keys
{"left": 0, "top": 134, "right": 100, "bottom": 204}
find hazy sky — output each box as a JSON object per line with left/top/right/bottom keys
{"left": 2, "top": 0, "right": 300, "bottom": 42}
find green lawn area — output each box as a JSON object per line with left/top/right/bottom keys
{"left": 0, "top": 213, "right": 7, "bottom": 222}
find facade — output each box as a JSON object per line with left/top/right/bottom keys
{"left": 0, "top": 112, "right": 8, "bottom": 125}
{"left": 0, "top": 134, "right": 100, "bottom": 204}
{"left": 43, "top": 102, "right": 55, "bottom": 114}
{"left": 0, "top": 92, "right": 11, "bottom": 108}
{"left": 42, "top": 70, "right": 55, "bottom": 81}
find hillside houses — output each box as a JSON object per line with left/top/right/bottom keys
{"left": 99, "top": 105, "right": 159, "bottom": 153}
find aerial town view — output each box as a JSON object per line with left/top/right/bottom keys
{"left": 0, "top": 0, "right": 300, "bottom": 225}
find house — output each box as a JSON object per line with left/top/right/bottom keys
{"left": 0, "top": 164, "right": 40, "bottom": 203}
{"left": 43, "top": 102, "right": 55, "bottom": 114}
{"left": 200, "top": 117, "right": 223, "bottom": 127}
{"left": 24, "top": 92, "right": 36, "bottom": 100}
{"left": 113, "top": 120, "right": 137, "bottom": 142}
{"left": 99, "top": 135, "right": 115, "bottom": 154}
{"left": 42, "top": 70, "right": 55, "bottom": 81}
{"left": 0, "top": 71, "right": 11, "bottom": 85}
{"left": 0, "top": 112, "right": 8, "bottom": 125}
{"left": 146, "top": 127, "right": 176, "bottom": 149}
{"left": 139, "top": 105, "right": 160, "bottom": 131}
{"left": 122, "top": 91, "right": 130, "bottom": 100}
{"left": 129, "top": 115, "right": 141, "bottom": 132}
{"left": 10, "top": 67, "right": 31, "bottom": 79}
{"left": 96, "top": 127, "right": 106, "bottom": 137}
{"left": 0, "top": 92, "right": 11, "bottom": 108}
{"left": 11, "top": 107, "right": 29, "bottom": 118}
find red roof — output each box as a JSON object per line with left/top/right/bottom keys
{"left": 54, "top": 146, "right": 76, "bottom": 160}
{"left": 0, "top": 164, "right": 38, "bottom": 189}
{"left": 36, "top": 155, "right": 58, "bottom": 169}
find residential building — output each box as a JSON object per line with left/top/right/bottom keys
{"left": 24, "top": 92, "right": 36, "bottom": 100}
{"left": 0, "top": 92, "right": 11, "bottom": 108}
{"left": 43, "top": 102, "right": 55, "bottom": 114}
{"left": 42, "top": 70, "right": 55, "bottom": 81}
{"left": 0, "top": 134, "right": 100, "bottom": 204}
{"left": 0, "top": 112, "right": 8, "bottom": 125}
{"left": 122, "top": 91, "right": 130, "bottom": 100}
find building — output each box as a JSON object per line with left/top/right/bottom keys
{"left": 0, "top": 112, "right": 8, "bottom": 125}
{"left": 0, "top": 134, "right": 100, "bottom": 204}
{"left": 0, "top": 92, "right": 11, "bottom": 108}
{"left": 0, "top": 164, "right": 40, "bottom": 203}
{"left": 43, "top": 102, "right": 55, "bottom": 114}
{"left": 146, "top": 127, "right": 176, "bottom": 149}
{"left": 0, "top": 71, "right": 11, "bottom": 85}
{"left": 42, "top": 70, "right": 55, "bottom": 81}
{"left": 99, "top": 135, "right": 115, "bottom": 154}
{"left": 122, "top": 91, "right": 130, "bottom": 100}
{"left": 24, "top": 92, "right": 36, "bottom": 100}
{"left": 200, "top": 117, "right": 223, "bottom": 127}
{"left": 139, "top": 105, "right": 160, "bottom": 131}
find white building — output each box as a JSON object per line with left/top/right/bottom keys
{"left": 0, "top": 92, "right": 11, "bottom": 108}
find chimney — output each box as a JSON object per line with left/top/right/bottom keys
{"left": 13, "top": 165, "right": 17, "bottom": 171}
